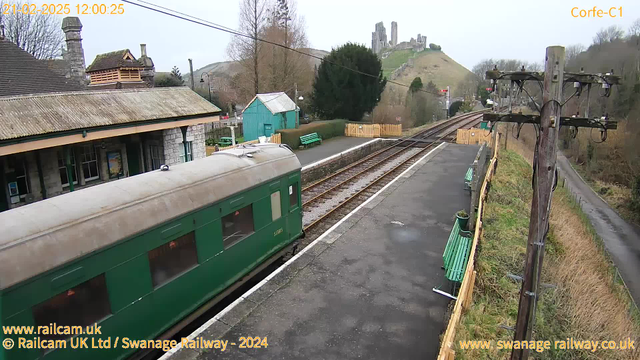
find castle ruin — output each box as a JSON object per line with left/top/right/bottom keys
{"left": 391, "top": 21, "right": 398, "bottom": 47}
{"left": 371, "top": 22, "right": 389, "bottom": 55}
{"left": 371, "top": 21, "right": 427, "bottom": 55}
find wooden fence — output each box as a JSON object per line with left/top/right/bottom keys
{"left": 206, "top": 133, "right": 281, "bottom": 156}
{"left": 437, "top": 133, "right": 500, "bottom": 360}
{"left": 344, "top": 123, "right": 402, "bottom": 138}
{"left": 456, "top": 128, "right": 492, "bottom": 145}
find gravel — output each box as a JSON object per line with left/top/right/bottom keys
{"left": 302, "top": 148, "right": 421, "bottom": 227}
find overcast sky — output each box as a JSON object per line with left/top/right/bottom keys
{"left": 62, "top": 0, "right": 640, "bottom": 73}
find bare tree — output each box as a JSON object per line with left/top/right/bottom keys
{"left": 628, "top": 18, "right": 640, "bottom": 37}
{"left": 260, "top": 0, "right": 310, "bottom": 97}
{"left": 227, "top": 0, "right": 268, "bottom": 99}
{"left": 0, "top": 0, "right": 64, "bottom": 59}
{"left": 565, "top": 44, "right": 585, "bottom": 69}
{"left": 593, "top": 25, "right": 624, "bottom": 45}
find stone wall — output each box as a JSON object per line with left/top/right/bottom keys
{"left": 162, "top": 124, "right": 206, "bottom": 165}
{"left": 301, "top": 140, "right": 394, "bottom": 186}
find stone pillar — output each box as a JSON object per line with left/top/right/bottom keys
{"left": 61, "top": 17, "right": 87, "bottom": 86}
{"left": 391, "top": 21, "right": 398, "bottom": 47}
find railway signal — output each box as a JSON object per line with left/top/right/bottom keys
{"left": 485, "top": 46, "right": 619, "bottom": 360}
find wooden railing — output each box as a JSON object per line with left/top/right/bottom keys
{"left": 437, "top": 133, "right": 500, "bottom": 360}
{"left": 344, "top": 123, "right": 402, "bottom": 138}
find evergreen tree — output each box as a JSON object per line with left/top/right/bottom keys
{"left": 311, "top": 43, "right": 386, "bottom": 121}
{"left": 170, "top": 66, "right": 183, "bottom": 81}
{"left": 409, "top": 77, "right": 423, "bottom": 93}
{"left": 155, "top": 66, "right": 184, "bottom": 87}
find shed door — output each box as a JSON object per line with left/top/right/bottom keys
{"left": 264, "top": 124, "right": 273, "bottom": 137}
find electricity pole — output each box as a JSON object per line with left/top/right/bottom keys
{"left": 188, "top": 58, "right": 195, "bottom": 91}
{"left": 482, "top": 46, "right": 619, "bottom": 360}
{"left": 510, "top": 46, "right": 564, "bottom": 360}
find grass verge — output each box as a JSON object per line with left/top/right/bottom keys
{"left": 567, "top": 159, "right": 640, "bottom": 227}
{"left": 453, "top": 150, "right": 639, "bottom": 360}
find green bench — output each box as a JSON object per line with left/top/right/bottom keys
{"left": 300, "top": 133, "right": 322, "bottom": 147}
{"left": 442, "top": 218, "right": 473, "bottom": 283}
{"left": 464, "top": 167, "right": 473, "bottom": 190}
{"left": 218, "top": 137, "right": 233, "bottom": 147}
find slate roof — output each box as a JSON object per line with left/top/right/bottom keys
{"left": 86, "top": 49, "right": 143, "bottom": 72}
{"left": 0, "top": 39, "right": 85, "bottom": 97}
{"left": 243, "top": 92, "right": 297, "bottom": 115}
{"left": 0, "top": 87, "right": 221, "bottom": 141}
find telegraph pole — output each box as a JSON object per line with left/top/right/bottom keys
{"left": 483, "top": 53, "right": 618, "bottom": 360}
{"left": 510, "top": 46, "right": 564, "bottom": 360}
{"left": 188, "top": 58, "right": 195, "bottom": 91}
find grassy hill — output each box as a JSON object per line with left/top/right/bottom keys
{"left": 380, "top": 48, "right": 472, "bottom": 101}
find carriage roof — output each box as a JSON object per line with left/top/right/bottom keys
{"left": 0, "top": 144, "right": 300, "bottom": 290}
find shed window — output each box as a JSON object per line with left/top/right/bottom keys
{"left": 57, "top": 150, "right": 78, "bottom": 187}
{"left": 271, "top": 191, "right": 281, "bottom": 221}
{"left": 32, "top": 274, "right": 111, "bottom": 341}
{"left": 80, "top": 145, "right": 99, "bottom": 181}
{"left": 222, "top": 205, "right": 254, "bottom": 249}
{"left": 148, "top": 232, "right": 198, "bottom": 287}
{"left": 289, "top": 183, "right": 298, "bottom": 209}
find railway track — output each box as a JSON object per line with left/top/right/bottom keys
{"left": 141, "top": 111, "right": 486, "bottom": 360}
{"left": 300, "top": 111, "right": 485, "bottom": 244}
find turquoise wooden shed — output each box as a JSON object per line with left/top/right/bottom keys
{"left": 242, "top": 92, "right": 298, "bottom": 141}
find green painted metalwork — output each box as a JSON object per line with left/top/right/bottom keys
{"left": 0, "top": 170, "right": 303, "bottom": 360}
{"left": 464, "top": 167, "right": 473, "bottom": 189}
{"left": 300, "top": 133, "right": 322, "bottom": 146}
{"left": 65, "top": 146, "right": 74, "bottom": 192}
{"left": 442, "top": 218, "right": 472, "bottom": 283}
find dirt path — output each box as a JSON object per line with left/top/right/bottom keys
{"left": 557, "top": 153, "right": 640, "bottom": 307}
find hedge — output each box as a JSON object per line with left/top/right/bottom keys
{"left": 277, "top": 120, "right": 346, "bottom": 148}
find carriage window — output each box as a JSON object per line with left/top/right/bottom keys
{"left": 289, "top": 183, "right": 298, "bottom": 208}
{"left": 222, "top": 204, "right": 254, "bottom": 249}
{"left": 32, "top": 274, "right": 111, "bottom": 341}
{"left": 148, "top": 232, "right": 198, "bottom": 287}
{"left": 271, "top": 192, "right": 281, "bottom": 221}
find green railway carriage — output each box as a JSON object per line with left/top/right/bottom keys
{"left": 0, "top": 144, "right": 303, "bottom": 360}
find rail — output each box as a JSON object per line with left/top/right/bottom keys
{"left": 303, "top": 112, "right": 486, "bottom": 234}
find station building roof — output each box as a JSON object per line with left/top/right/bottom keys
{"left": 0, "top": 87, "right": 221, "bottom": 156}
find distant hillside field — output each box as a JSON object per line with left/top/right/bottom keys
{"left": 184, "top": 48, "right": 329, "bottom": 87}
{"left": 380, "top": 49, "right": 472, "bottom": 102}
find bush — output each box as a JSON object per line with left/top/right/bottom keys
{"left": 428, "top": 43, "right": 442, "bottom": 51}
{"left": 277, "top": 120, "right": 346, "bottom": 148}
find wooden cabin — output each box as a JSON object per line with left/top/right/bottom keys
{"left": 85, "top": 49, "right": 148, "bottom": 89}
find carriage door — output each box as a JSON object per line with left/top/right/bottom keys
{"left": 287, "top": 177, "right": 301, "bottom": 240}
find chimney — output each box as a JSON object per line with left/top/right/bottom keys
{"left": 138, "top": 44, "right": 155, "bottom": 87}
{"left": 61, "top": 17, "right": 87, "bottom": 86}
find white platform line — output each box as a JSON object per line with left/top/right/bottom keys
{"left": 301, "top": 138, "right": 381, "bottom": 170}
{"left": 160, "top": 142, "right": 446, "bottom": 359}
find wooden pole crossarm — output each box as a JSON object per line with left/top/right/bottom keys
{"left": 482, "top": 113, "right": 617, "bottom": 129}
{"left": 486, "top": 70, "right": 620, "bottom": 86}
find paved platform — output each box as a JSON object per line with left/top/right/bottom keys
{"left": 295, "top": 136, "right": 374, "bottom": 166}
{"left": 167, "top": 143, "right": 480, "bottom": 360}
